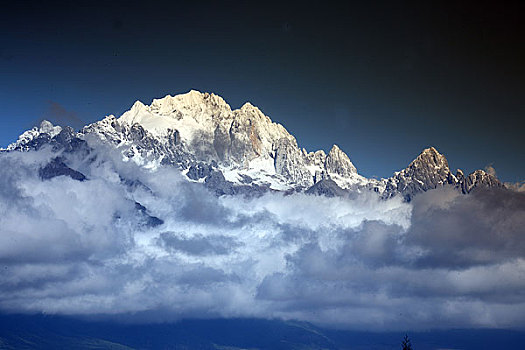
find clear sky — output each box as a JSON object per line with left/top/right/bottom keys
{"left": 1, "top": 1, "right": 524, "bottom": 182}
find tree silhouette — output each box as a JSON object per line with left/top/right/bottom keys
{"left": 402, "top": 334, "right": 413, "bottom": 350}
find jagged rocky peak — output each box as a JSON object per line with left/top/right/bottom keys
{"left": 4, "top": 119, "right": 90, "bottom": 154}
{"left": 36, "top": 120, "right": 63, "bottom": 137}
{"left": 149, "top": 90, "right": 232, "bottom": 117}
{"left": 151, "top": 90, "right": 221, "bottom": 107}
{"left": 130, "top": 100, "right": 146, "bottom": 111}
{"left": 39, "top": 120, "right": 61, "bottom": 135}
{"left": 80, "top": 90, "right": 318, "bottom": 187}
{"left": 230, "top": 100, "right": 296, "bottom": 159}
{"left": 409, "top": 146, "right": 449, "bottom": 170}
{"left": 384, "top": 146, "right": 508, "bottom": 200}
{"left": 5, "top": 120, "right": 63, "bottom": 151}
{"left": 462, "top": 169, "right": 505, "bottom": 193}
{"left": 325, "top": 144, "right": 357, "bottom": 177}
{"left": 384, "top": 146, "right": 457, "bottom": 200}
{"left": 239, "top": 101, "right": 259, "bottom": 113}
{"left": 114, "top": 90, "right": 233, "bottom": 141}
{"left": 402, "top": 147, "right": 453, "bottom": 182}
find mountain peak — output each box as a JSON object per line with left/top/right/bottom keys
{"left": 387, "top": 146, "right": 454, "bottom": 200}
{"left": 329, "top": 144, "right": 342, "bottom": 153}
{"left": 418, "top": 146, "right": 442, "bottom": 159}
{"left": 410, "top": 146, "right": 449, "bottom": 170}
{"left": 39, "top": 120, "right": 58, "bottom": 133}
{"left": 325, "top": 144, "right": 357, "bottom": 177}
{"left": 422, "top": 146, "right": 439, "bottom": 154}
{"left": 37, "top": 120, "right": 63, "bottom": 139}
{"left": 149, "top": 90, "right": 231, "bottom": 113}
{"left": 462, "top": 169, "right": 505, "bottom": 193}
{"left": 131, "top": 100, "right": 146, "bottom": 111}
{"left": 240, "top": 102, "right": 256, "bottom": 110}
{"left": 4, "top": 120, "right": 63, "bottom": 151}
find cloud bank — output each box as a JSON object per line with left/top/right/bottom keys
{"left": 1, "top": 146, "right": 524, "bottom": 330}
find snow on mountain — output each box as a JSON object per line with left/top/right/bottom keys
{"left": 80, "top": 90, "right": 370, "bottom": 191}
{"left": 2, "top": 90, "right": 505, "bottom": 198}
{"left": 6, "top": 120, "right": 62, "bottom": 151}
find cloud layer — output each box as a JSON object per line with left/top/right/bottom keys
{"left": 1, "top": 146, "right": 524, "bottom": 330}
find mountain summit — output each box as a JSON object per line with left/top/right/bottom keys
{"left": 2, "top": 90, "right": 504, "bottom": 199}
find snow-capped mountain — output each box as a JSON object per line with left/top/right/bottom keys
{"left": 2, "top": 90, "right": 504, "bottom": 199}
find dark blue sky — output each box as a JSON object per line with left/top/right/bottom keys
{"left": 1, "top": 1, "right": 524, "bottom": 182}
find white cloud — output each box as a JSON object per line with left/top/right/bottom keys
{"left": 1, "top": 148, "right": 525, "bottom": 330}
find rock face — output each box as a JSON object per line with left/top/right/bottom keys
{"left": 39, "top": 157, "right": 87, "bottom": 181}
{"left": 325, "top": 145, "right": 357, "bottom": 177}
{"left": 384, "top": 147, "right": 456, "bottom": 200}
{"left": 383, "top": 147, "right": 504, "bottom": 200}
{"left": 462, "top": 169, "right": 505, "bottom": 194}
{"left": 2, "top": 90, "right": 506, "bottom": 199}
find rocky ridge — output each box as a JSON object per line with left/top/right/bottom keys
{"left": 2, "top": 90, "right": 505, "bottom": 199}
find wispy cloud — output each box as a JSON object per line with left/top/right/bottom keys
{"left": 0, "top": 144, "right": 524, "bottom": 330}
